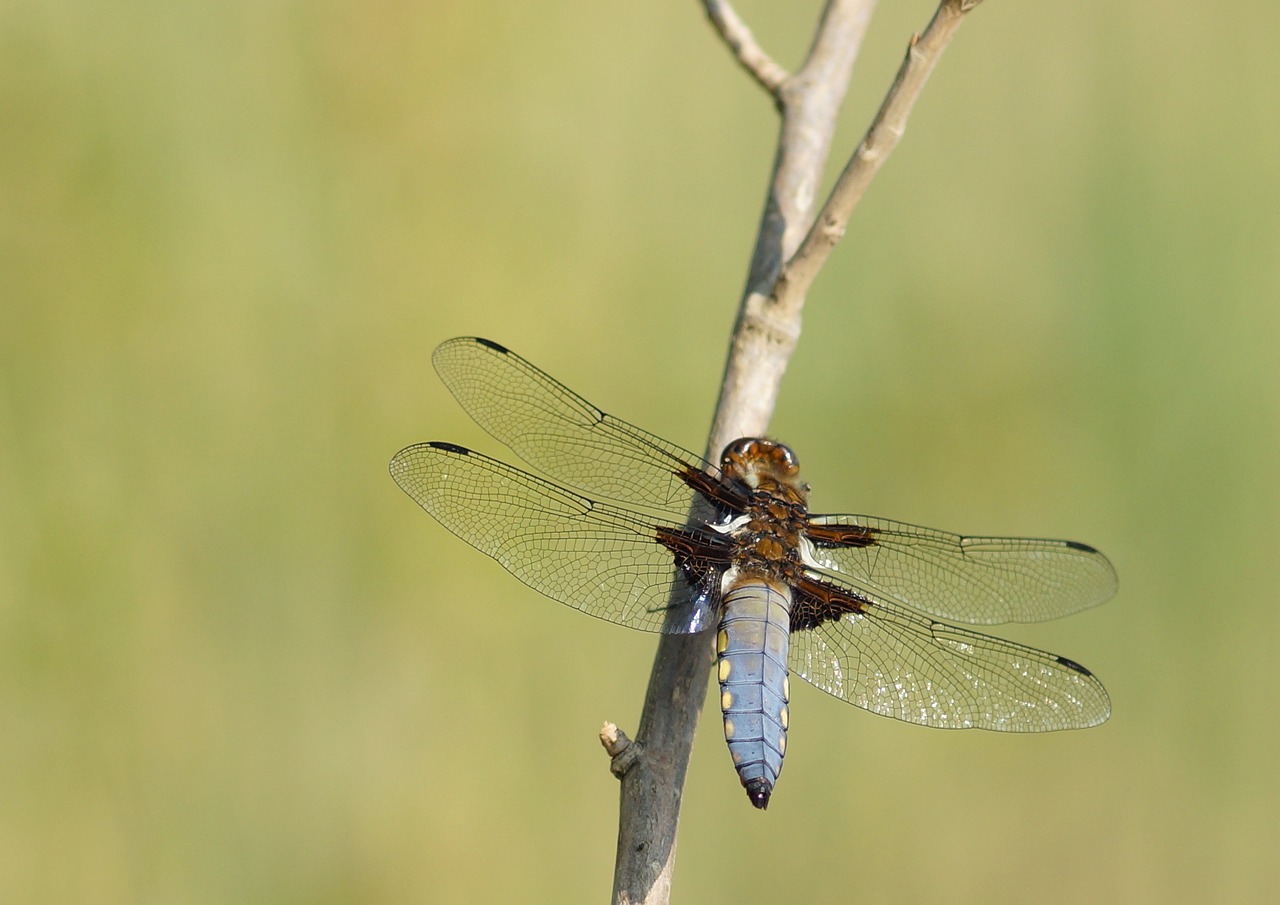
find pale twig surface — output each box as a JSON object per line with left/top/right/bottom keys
{"left": 609, "top": 3, "right": 983, "bottom": 903}
{"left": 711, "top": 0, "right": 876, "bottom": 451}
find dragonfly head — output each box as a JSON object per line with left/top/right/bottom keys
{"left": 719, "top": 438, "right": 810, "bottom": 500}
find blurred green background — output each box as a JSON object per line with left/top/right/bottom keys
{"left": 3, "top": 1, "right": 1276, "bottom": 902}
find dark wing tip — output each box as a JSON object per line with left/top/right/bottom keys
{"left": 388, "top": 441, "right": 473, "bottom": 478}
{"left": 474, "top": 337, "right": 510, "bottom": 354}
{"left": 744, "top": 779, "right": 772, "bottom": 810}
{"left": 1054, "top": 654, "right": 1095, "bottom": 677}
{"left": 1064, "top": 540, "right": 1102, "bottom": 554}
{"left": 425, "top": 440, "right": 472, "bottom": 455}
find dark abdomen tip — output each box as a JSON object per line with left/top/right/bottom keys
{"left": 744, "top": 778, "right": 772, "bottom": 810}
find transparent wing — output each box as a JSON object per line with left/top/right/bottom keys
{"left": 789, "top": 576, "right": 1110, "bottom": 731}
{"left": 431, "top": 337, "right": 717, "bottom": 515}
{"left": 389, "top": 441, "right": 721, "bottom": 634}
{"left": 805, "top": 514, "right": 1117, "bottom": 625}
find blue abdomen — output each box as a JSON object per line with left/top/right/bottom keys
{"left": 717, "top": 579, "right": 791, "bottom": 809}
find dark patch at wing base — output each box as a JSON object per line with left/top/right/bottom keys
{"left": 677, "top": 465, "right": 750, "bottom": 517}
{"left": 804, "top": 523, "right": 878, "bottom": 548}
{"left": 790, "top": 575, "right": 872, "bottom": 632}
{"left": 654, "top": 525, "right": 730, "bottom": 632}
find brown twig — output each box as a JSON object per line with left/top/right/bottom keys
{"left": 609, "top": 2, "right": 981, "bottom": 903}
{"left": 778, "top": 0, "right": 982, "bottom": 312}
{"left": 700, "top": 0, "right": 790, "bottom": 98}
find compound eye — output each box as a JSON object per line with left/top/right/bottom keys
{"left": 720, "top": 438, "right": 755, "bottom": 465}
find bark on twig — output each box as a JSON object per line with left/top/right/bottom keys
{"left": 609, "top": 3, "right": 982, "bottom": 903}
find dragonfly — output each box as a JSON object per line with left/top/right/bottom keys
{"left": 389, "top": 337, "right": 1115, "bottom": 809}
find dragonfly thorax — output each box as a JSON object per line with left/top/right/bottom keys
{"left": 719, "top": 441, "right": 811, "bottom": 586}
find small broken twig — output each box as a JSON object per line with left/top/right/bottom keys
{"left": 600, "top": 722, "right": 642, "bottom": 777}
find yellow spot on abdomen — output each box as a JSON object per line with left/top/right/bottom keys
{"left": 721, "top": 690, "right": 733, "bottom": 711}
{"left": 779, "top": 706, "right": 789, "bottom": 730}
{"left": 778, "top": 734, "right": 786, "bottom": 755}
{"left": 723, "top": 718, "right": 735, "bottom": 739}
{"left": 718, "top": 658, "right": 732, "bottom": 682}
{"left": 783, "top": 675, "right": 790, "bottom": 701}
{"left": 716, "top": 629, "right": 729, "bottom": 654}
